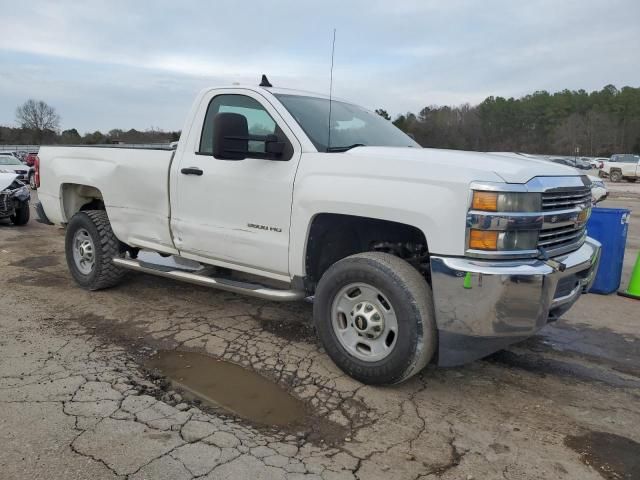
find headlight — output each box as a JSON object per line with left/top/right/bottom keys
{"left": 469, "top": 229, "right": 538, "bottom": 251}
{"left": 471, "top": 191, "right": 541, "bottom": 212}
{"left": 468, "top": 189, "right": 541, "bottom": 256}
{"left": 592, "top": 181, "right": 605, "bottom": 189}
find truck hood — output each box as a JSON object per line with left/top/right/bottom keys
{"left": 344, "top": 147, "right": 582, "bottom": 184}
{"left": 0, "top": 172, "right": 19, "bottom": 191}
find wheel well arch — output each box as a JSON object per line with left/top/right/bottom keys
{"left": 304, "top": 213, "right": 429, "bottom": 290}
{"left": 60, "top": 183, "right": 105, "bottom": 221}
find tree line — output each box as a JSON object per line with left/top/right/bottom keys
{"left": 1, "top": 99, "right": 179, "bottom": 146}
{"left": 0, "top": 126, "right": 180, "bottom": 146}
{"left": 3, "top": 85, "right": 640, "bottom": 155}
{"left": 381, "top": 84, "right": 640, "bottom": 156}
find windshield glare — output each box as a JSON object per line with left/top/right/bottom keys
{"left": 0, "top": 156, "right": 23, "bottom": 165}
{"left": 274, "top": 94, "right": 419, "bottom": 152}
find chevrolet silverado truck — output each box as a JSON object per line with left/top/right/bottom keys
{"left": 599, "top": 154, "right": 640, "bottom": 182}
{"left": 36, "top": 83, "right": 601, "bottom": 385}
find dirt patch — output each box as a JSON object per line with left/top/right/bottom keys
{"left": 9, "top": 273, "right": 65, "bottom": 288}
{"left": 565, "top": 431, "right": 640, "bottom": 479}
{"left": 259, "top": 318, "right": 317, "bottom": 343}
{"left": 146, "top": 350, "right": 308, "bottom": 427}
{"left": 252, "top": 303, "right": 316, "bottom": 343}
{"left": 513, "top": 322, "right": 640, "bottom": 380}
{"left": 486, "top": 350, "right": 640, "bottom": 388}
{"left": 10, "top": 255, "right": 59, "bottom": 269}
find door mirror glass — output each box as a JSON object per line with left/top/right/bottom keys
{"left": 212, "top": 112, "right": 248, "bottom": 160}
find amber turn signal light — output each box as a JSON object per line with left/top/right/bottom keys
{"left": 469, "top": 229, "right": 498, "bottom": 250}
{"left": 471, "top": 191, "right": 498, "bottom": 211}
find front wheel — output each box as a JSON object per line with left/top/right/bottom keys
{"left": 313, "top": 252, "right": 437, "bottom": 385}
{"left": 10, "top": 202, "right": 30, "bottom": 226}
{"left": 65, "top": 210, "right": 126, "bottom": 290}
{"left": 610, "top": 170, "right": 623, "bottom": 183}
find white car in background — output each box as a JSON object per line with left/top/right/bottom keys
{"left": 588, "top": 175, "right": 607, "bottom": 203}
{"left": 0, "top": 172, "right": 31, "bottom": 225}
{"left": 0, "top": 153, "right": 33, "bottom": 184}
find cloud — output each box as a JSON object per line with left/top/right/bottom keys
{"left": 0, "top": 0, "right": 638, "bottom": 131}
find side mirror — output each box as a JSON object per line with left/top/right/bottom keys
{"left": 264, "top": 134, "right": 285, "bottom": 158}
{"left": 212, "top": 112, "right": 248, "bottom": 160}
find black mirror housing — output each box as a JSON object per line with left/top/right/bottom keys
{"left": 212, "top": 112, "right": 248, "bottom": 160}
{"left": 264, "top": 134, "right": 285, "bottom": 157}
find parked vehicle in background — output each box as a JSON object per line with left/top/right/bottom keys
{"left": 0, "top": 153, "right": 33, "bottom": 184}
{"left": 547, "top": 157, "right": 590, "bottom": 170}
{"left": 574, "top": 158, "right": 592, "bottom": 170}
{"left": 0, "top": 173, "right": 30, "bottom": 225}
{"left": 588, "top": 175, "right": 607, "bottom": 203}
{"left": 591, "top": 157, "right": 608, "bottom": 169}
{"left": 36, "top": 82, "right": 601, "bottom": 385}
{"left": 24, "top": 152, "right": 39, "bottom": 167}
{"left": 599, "top": 154, "right": 640, "bottom": 182}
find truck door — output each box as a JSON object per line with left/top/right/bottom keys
{"left": 171, "top": 90, "right": 301, "bottom": 279}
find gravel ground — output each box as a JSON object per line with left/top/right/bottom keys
{"left": 1, "top": 185, "right": 639, "bottom": 480}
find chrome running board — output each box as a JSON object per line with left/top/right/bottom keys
{"left": 112, "top": 258, "right": 305, "bottom": 302}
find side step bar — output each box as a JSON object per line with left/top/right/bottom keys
{"left": 112, "top": 258, "right": 306, "bottom": 302}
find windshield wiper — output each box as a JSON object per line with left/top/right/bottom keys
{"left": 326, "top": 143, "right": 366, "bottom": 152}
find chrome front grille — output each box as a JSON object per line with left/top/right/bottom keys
{"left": 541, "top": 188, "right": 591, "bottom": 210}
{"left": 538, "top": 187, "right": 591, "bottom": 255}
{"left": 538, "top": 224, "right": 587, "bottom": 249}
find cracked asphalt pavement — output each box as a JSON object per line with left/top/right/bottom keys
{"left": 1, "top": 189, "right": 639, "bottom": 480}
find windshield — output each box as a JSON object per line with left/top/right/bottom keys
{"left": 0, "top": 156, "right": 23, "bottom": 165}
{"left": 274, "top": 94, "right": 420, "bottom": 152}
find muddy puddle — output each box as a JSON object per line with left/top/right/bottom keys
{"left": 565, "top": 431, "right": 640, "bottom": 479}
{"left": 145, "top": 351, "right": 308, "bottom": 427}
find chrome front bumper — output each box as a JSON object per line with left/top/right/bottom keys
{"left": 430, "top": 237, "right": 601, "bottom": 366}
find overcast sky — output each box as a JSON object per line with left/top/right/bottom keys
{"left": 1, "top": 0, "right": 638, "bottom": 133}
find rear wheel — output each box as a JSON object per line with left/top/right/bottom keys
{"left": 10, "top": 202, "right": 30, "bottom": 226}
{"left": 65, "top": 210, "right": 126, "bottom": 290}
{"left": 610, "top": 170, "right": 623, "bottom": 183}
{"left": 313, "top": 252, "right": 437, "bottom": 385}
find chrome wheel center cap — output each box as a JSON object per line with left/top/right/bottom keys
{"left": 79, "top": 242, "right": 91, "bottom": 258}
{"left": 352, "top": 302, "right": 384, "bottom": 339}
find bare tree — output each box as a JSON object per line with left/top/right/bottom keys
{"left": 15, "top": 100, "right": 61, "bottom": 141}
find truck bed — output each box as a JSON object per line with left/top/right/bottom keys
{"left": 38, "top": 145, "right": 177, "bottom": 253}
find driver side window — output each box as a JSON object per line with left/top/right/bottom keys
{"left": 200, "top": 94, "right": 277, "bottom": 155}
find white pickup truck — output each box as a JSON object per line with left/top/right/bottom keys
{"left": 599, "top": 154, "right": 640, "bottom": 182}
{"left": 37, "top": 83, "right": 601, "bottom": 384}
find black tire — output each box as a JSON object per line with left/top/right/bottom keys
{"left": 65, "top": 210, "right": 126, "bottom": 290}
{"left": 313, "top": 252, "right": 437, "bottom": 385}
{"left": 10, "top": 202, "right": 30, "bottom": 226}
{"left": 610, "top": 170, "right": 622, "bottom": 183}
{"left": 598, "top": 170, "right": 606, "bottom": 178}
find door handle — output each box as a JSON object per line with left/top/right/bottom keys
{"left": 181, "top": 167, "right": 203, "bottom": 176}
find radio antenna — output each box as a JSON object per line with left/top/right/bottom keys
{"left": 326, "top": 28, "right": 336, "bottom": 152}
